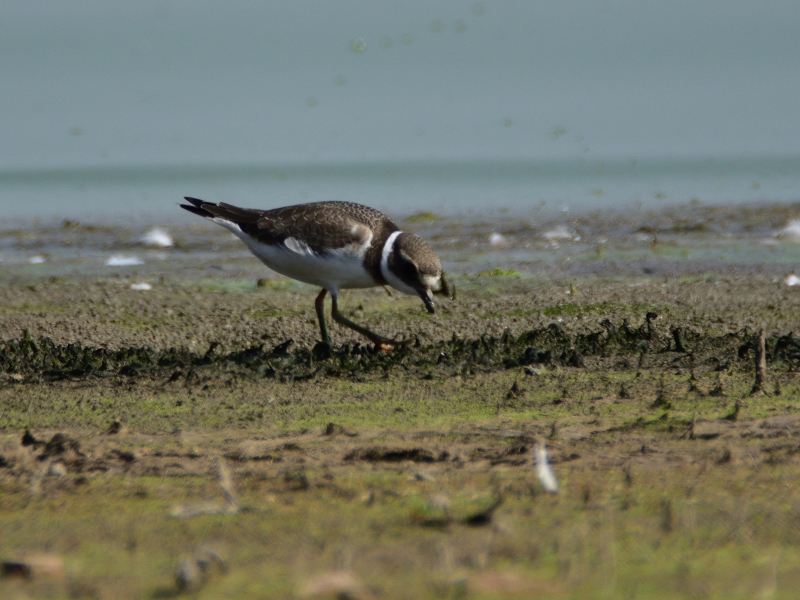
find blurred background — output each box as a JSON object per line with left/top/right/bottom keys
{"left": 2, "top": 0, "right": 800, "bottom": 222}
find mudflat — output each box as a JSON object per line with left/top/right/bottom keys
{"left": 2, "top": 205, "right": 800, "bottom": 598}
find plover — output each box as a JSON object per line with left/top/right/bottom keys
{"left": 180, "top": 198, "right": 451, "bottom": 349}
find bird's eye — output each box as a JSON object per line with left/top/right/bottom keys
{"left": 398, "top": 249, "right": 417, "bottom": 270}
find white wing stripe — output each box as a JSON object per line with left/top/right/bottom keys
{"left": 284, "top": 236, "right": 314, "bottom": 256}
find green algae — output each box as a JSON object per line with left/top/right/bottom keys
{"left": 475, "top": 268, "right": 521, "bottom": 278}
{"left": 3, "top": 316, "right": 797, "bottom": 390}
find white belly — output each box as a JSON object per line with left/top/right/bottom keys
{"left": 217, "top": 219, "right": 376, "bottom": 293}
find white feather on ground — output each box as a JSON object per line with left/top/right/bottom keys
{"left": 535, "top": 442, "right": 559, "bottom": 493}
{"left": 776, "top": 220, "right": 800, "bottom": 241}
{"left": 105, "top": 255, "right": 143, "bottom": 266}
{"left": 139, "top": 228, "right": 174, "bottom": 247}
{"left": 784, "top": 274, "right": 800, "bottom": 287}
{"left": 542, "top": 226, "right": 573, "bottom": 241}
{"left": 489, "top": 232, "right": 508, "bottom": 247}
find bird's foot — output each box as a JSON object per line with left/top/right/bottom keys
{"left": 312, "top": 341, "right": 333, "bottom": 360}
{"left": 372, "top": 335, "right": 415, "bottom": 351}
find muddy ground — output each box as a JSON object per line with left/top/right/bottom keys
{"left": 3, "top": 271, "right": 800, "bottom": 353}
{"left": 0, "top": 275, "right": 800, "bottom": 598}
{"left": 2, "top": 238, "right": 800, "bottom": 597}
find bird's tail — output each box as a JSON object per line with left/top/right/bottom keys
{"left": 180, "top": 197, "right": 261, "bottom": 224}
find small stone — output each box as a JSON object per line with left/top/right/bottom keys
{"left": 47, "top": 461, "right": 67, "bottom": 477}
{"left": 299, "top": 570, "right": 366, "bottom": 598}
{"left": 194, "top": 546, "right": 228, "bottom": 575}
{"left": 105, "top": 420, "right": 123, "bottom": 435}
{"left": 2, "top": 554, "right": 64, "bottom": 579}
{"left": 175, "top": 556, "right": 203, "bottom": 592}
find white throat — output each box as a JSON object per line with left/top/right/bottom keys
{"left": 380, "top": 231, "right": 418, "bottom": 296}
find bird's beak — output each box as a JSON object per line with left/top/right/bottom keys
{"left": 419, "top": 289, "right": 436, "bottom": 314}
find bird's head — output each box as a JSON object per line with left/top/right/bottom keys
{"left": 384, "top": 232, "right": 452, "bottom": 314}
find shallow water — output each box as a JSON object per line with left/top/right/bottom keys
{"left": 2, "top": 155, "right": 799, "bottom": 221}
{"left": 2, "top": 200, "right": 800, "bottom": 286}
{"left": 3, "top": 3, "right": 800, "bottom": 223}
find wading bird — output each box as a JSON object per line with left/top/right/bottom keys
{"left": 181, "top": 198, "right": 451, "bottom": 349}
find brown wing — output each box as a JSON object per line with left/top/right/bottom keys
{"left": 182, "top": 198, "right": 397, "bottom": 253}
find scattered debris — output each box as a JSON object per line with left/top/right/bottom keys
{"left": 138, "top": 228, "right": 174, "bottom": 248}
{"left": 21, "top": 429, "right": 43, "bottom": 448}
{"left": 535, "top": 443, "right": 559, "bottom": 493}
{"left": 104, "top": 419, "right": 124, "bottom": 435}
{"left": 413, "top": 492, "right": 503, "bottom": 528}
{"left": 110, "top": 449, "right": 136, "bottom": 463}
{"left": 467, "top": 571, "right": 564, "bottom": 596}
{"left": 785, "top": 274, "right": 800, "bottom": 286}
{"left": 652, "top": 373, "right": 671, "bottom": 409}
{"left": 40, "top": 433, "right": 85, "bottom": 460}
{"left": 543, "top": 226, "right": 574, "bottom": 242}
{"left": 21, "top": 433, "right": 87, "bottom": 495}
{"left": 196, "top": 546, "right": 227, "bottom": 574}
{"left": 489, "top": 232, "right": 508, "bottom": 247}
{"left": 1, "top": 554, "right": 65, "bottom": 579}
{"left": 47, "top": 460, "right": 67, "bottom": 477}
{"left": 708, "top": 376, "right": 725, "bottom": 397}
{"left": 323, "top": 422, "right": 356, "bottom": 437}
{"left": 463, "top": 495, "right": 504, "bottom": 526}
{"left": 170, "top": 456, "right": 239, "bottom": 517}
{"left": 174, "top": 546, "right": 228, "bottom": 593}
{"left": 104, "top": 255, "right": 143, "bottom": 266}
{"left": 751, "top": 328, "right": 768, "bottom": 395}
{"left": 687, "top": 411, "right": 696, "bottom": 440}
{"left": 283, "top": 468, "right": 310, "bottom": 491}
{"left": 299, "top": 570, "right": 369, "bottom": 599}
{"left": 672, "top": 327, "right": 688, "bottom": 353}
{"left": 506, "top": 379, "right": 524, "bottom": 399}
{"left": 28, "top": 461, "right": 48, "bottom": 498}
{"left": 174, "top": 555, "right": 203, "bottom": 592}
{"left": 724, "top": 399, "right": 741, "bottom": 422}
{"left": 344, "top": 447, "right": 448, "bottom": 463}
{"left": 776, "top": 219, "right": 800, "bottom": 240}
{"left": 660, "top": 497, "right": 674, "bottom": 533}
